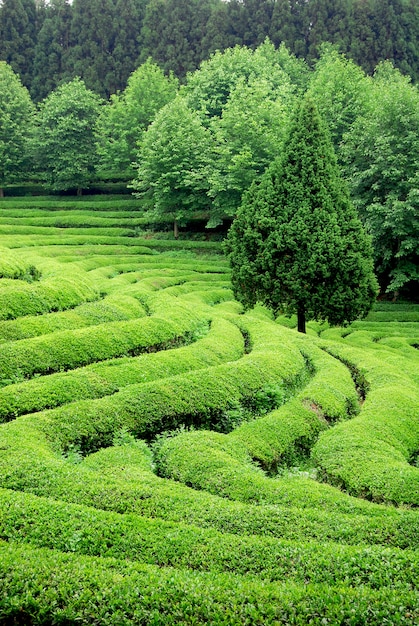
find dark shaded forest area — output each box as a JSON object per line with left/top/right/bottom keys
{"left": 1, "top": 0, "right": 419, "bottom": 100}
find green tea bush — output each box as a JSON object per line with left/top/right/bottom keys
{"left": 0, "top": 297, "right": 210, "bottom": 381}
{"left": 0, "top": 487, "right": 418, "bottom": 589}
{"left": 0, "top": 317, "right": 244, "bottom": 420}
{"left": 1, "top": 542, "right": 418, "bottom": 625}
{"left": 0, "top": 294, "right": 146, "bottom": 343}
{"left": 0, "top": 272, "right": 99, "bottom": 321}
{"left": 0, "top": 246, "right": 41, "bottom": 281}
{"left": 2, "top": 409, "right": 419, "bottom": 551}
{"left": 1, "top": 202, "right": 419, "bottom": 622}
{"left": 312, "top": 341, "right": 419, "bottom": 505}
{"left": 153, "top": 338, "right": 360, "bottom": 495}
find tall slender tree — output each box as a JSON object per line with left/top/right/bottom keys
{"left": 224, "top": 96, "right": 377, "bottom": 332}
{"left": 112, "top": 0, "right": 147, "bottom": 92}
{"left": 32, "top": 77, "right": 101, "bottom": 194}
{"left": 139, "top": 0, "right": 215, "bottom": 78}
{"left": 0, "top": 0, "right": 38, "bottom": 89}
{"left": 31, "top": 0, "right": 72, "bottom": 101}
{"left": 0, "top": 61, "right": 35, "bottom": 196}
{"left": 66, "top": 0, "right": 116, "bottom": 97}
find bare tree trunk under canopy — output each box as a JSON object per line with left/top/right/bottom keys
{"left": 297, "top": 308, "right": 306, "bottom": 334}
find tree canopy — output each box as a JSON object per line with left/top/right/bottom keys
{"left": 131, "top": 96, "right": 213, "bottom": 235}
{"left": 224, "top": 96, "right": 378, "bottom": 332}
{"left": 0, "top": 61, "right": 34, "bottom": 196}
{"left": 341, "top": 62, "right": 419, "bottom": 296}
{"left": 96, "top": 59, "right": 178, "bottom": 176}
{"left": 32, "top": 77, "right": 101, "bottom": 194}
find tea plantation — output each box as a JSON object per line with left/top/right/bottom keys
{"left": 0, "top": 198, "right": 418, "bottom": 625}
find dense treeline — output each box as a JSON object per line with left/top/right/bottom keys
{"left": 2, "top": 0, "right": 419, "bottom": 99}
{"left": 1, "top": 39, "right": 419, "bottom": 299}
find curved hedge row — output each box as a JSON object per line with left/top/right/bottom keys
{"left": 1, "top": 542, "right": 417, "bottom": 625}
{"left": 153, "top": 340, "right": 359, "bottom": 505}
{"left": 0, "top": 317, "right": 244, "bottom": 421}
{"left": 0, "top": 295, "right": 211, "bottom": 381}
{"left": 0, "top": 246, "right": 41, "bottom": 281}
{"left": 0, "top": 272, "right": 99, "bottom": 321}
{"left": 0, "top": 294, "right": 146, "bottom": 343}
{"left": 312, "top": 341, "right": 419, "bottom": 505}
{"left": 1, "top": 211, "right": 418, "bottom": 623}
{"left": 0, "top": 486, "right": 418, "bottom": 589}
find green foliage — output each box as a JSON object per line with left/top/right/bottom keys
{"left": 0, "top": 246, "right": 40, "bottom": 281}
{"left": 131, "top": 96, "right": 213, "bottom": 225}
{"left": 208, "top": 72, "right": 295, "bottom": 226}
{"left": 225, "top": 96, "right": 378, "bottom": 331}
{"left": 0, "top": 198, "right": 419, "bottom": 622}
{"left": 341, "top": 62, "right": 419, "bottom": 296}
{"left": 0, "top": 0, "right": 37, "bottom": 89}
{"left": 65, "top": 0, "right": 117, "bottom": 98}
{"left": 138, "top": 0, "right": 216, "bottom": 78}
{"left": 307, "top": 45, "right": 371, "bottom": 152}
{"left": 31, "top": 0, "right": 73, "bottom": 102}
{"left": 0, "top": 271, "right": 98, "bottom": 323}
{"left": 0, "top": 61, "right": 35, "bottom": 193}
{"left": 32, "top": 77, "right": 102, "bottom": 193}
{"left": 312, "top": 339, "right": 419, "bottom": 505}
{"left": 96, "top": 58, "right": 178, "bottom": 175}
{"left": 1, "top": 541, "right": 418, "bottom": 625}
{"left": 0, "top": 296, "right": 209, "bottom": 382}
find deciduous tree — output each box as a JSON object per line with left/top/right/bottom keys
{"left": 0, "top": 61, "right": 35, "bottom": 196}
{"left": 33, "top": 77, "right": 101, "bottom": 194}
{"left": 131, "top": 96, "right": 212, "bottom": 236}
{"left": 224, "top": 96, "right": 377, "bottom": 332}
{"left": 341, "top": 62, "right": 419, "bottom": 296}
{"left": 97, "top": 59, "right": 178, "bottom": 176}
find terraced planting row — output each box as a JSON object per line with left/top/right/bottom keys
{"left": 0, "top": 202, "right": 418, "bottom": 624}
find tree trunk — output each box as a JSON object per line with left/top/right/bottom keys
{"left": 0, "top": 187, "right": 4, "bottom": 198}
{"left": 297, "top": 307, "right": 306, "bottom": 333}
{"left": 174, "top": 219, "right": 179, "bottom": 239}
{"left": 77, "top": 187, "right": 82, "bottom": 196}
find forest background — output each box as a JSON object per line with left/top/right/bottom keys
{"left": 1, "top": 0, "right": 419, "bottom": 100}
{"left": 1, "top": 0, "right": 419, "bottom": 301}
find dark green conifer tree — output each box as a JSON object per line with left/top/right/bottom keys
{"left": 31, "top": 0, "right": 72, "bottom": 101}
{"left": 66, "top": 0, "right": 117, "bottom": 97}
{"left": 243, "top": 0, "right": 275, "bottom": 48}
{"left": 269, "top": 0, "right": 308, "bottom": 58}
{"left": 112, "top": 0, "right": 147, "bottom": 92}
{"left": 301, "top": 0, "right": 353, "bottom": 60}
{"left": 224, "top": 96, "right": 378, "bottom": 333}
{"left": 139, "top": 0, "right": 214, "bottom": 78}
{"left": 0, "top": 0, "right": 37, "bottom": 89}
{"left": 201, "top": 1, "right": 239, "bottom": 57}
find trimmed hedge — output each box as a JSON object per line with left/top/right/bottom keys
{"left": 1, "top": 414, "right": 419, "bottom": 550}
{"left": 0, "top": 487, "right": 418, "bottom": 589}
{"left": 312, "top": 341, "right": 419, "bottom": 505}
{"left": 0, "top": 294, "right": 146, "bottom": 343}
{"left": 0, "top": 317, "right": 244, "bottom": 420}
{"left": 1, "top": 542, "right": 418, "bottom": 625}
{"left": 25, "top": 316, "right": 305, "bottom": 453}
{"left": 0, "top": 272, "right": 99, "bottom": 321}
{"left": 152, "top": 336, "right": 359, "bottom": 500}
{"left": 0, "top": 246, "right": 41, "bottom": 281}
{"left": 0, "top": 295, "right": 210, "bottom": 382}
